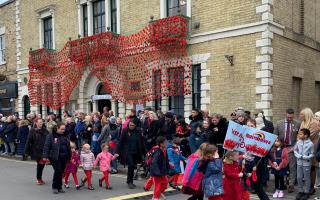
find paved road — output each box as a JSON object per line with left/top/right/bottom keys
{"left": 0, "top": 157, "right": 319, "bottom": 200}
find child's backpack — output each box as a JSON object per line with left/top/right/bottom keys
{"left": 145, "top": 146, "right": 159, "bottom": 167}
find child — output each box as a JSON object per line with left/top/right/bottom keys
{"left": 294, "top": 128, "right": 314, "bottom": 200}
{"left": 167, "top": 138, "right": 186, "bottom": 190}
{"left": 199, "top": 144, "right": 223, "bottom": 200}
{"left": 223, "top": 151, "right": 243, "bottom": 200}
{"left": 241, "top": 153, "right": 256, "bottom": 193}
{"left": 64, "top": 142, "right": 81, "bottom": 190}
{"left": 91, "top": 127, "right": 101, "bottom": 157}
{"left": 94, "top": 143, "right": 118, "bottom": 190}
{"left": 269, "top": 137, "right": 288, "bottom": 198}
{"left": 80, "top": 143, "right": 95, "bottom": 190}
{"left": 150, "top": 136, "right": 170, "bottom": 200}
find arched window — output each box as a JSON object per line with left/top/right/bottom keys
{"left": 23, "top": 96, "right": 30, "bottom": 119}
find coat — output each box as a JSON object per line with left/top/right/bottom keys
{"left": 294, "top": 139, "right": 314, "bottom": 167}
{"left": 200, "top": 159, "right": 224, "bottom": 198}
{"left": 208, "top": 118, "right": 228, "bottom": 145}
{"left": 300, "top": 119, "right": 319, "bottom": 167}
{"left": 80, "top": 151, "right": 95, "bottom": 170}
{"left": 2, "top": 122, "right": 18, "bottom": 143}
{"left": 43, "top": 133, "right": 71, "bottom": 161}
{"left": 150, "top": 148, "right": 170, "bottom": 177}
{"left": 25, "top": 128, "right": 49, "bottom": 160}
{"left": 189, "top": 131, "right": 205, "bottom": 153}
{"left": 65, "top": 151, "right": 80, "bottom": 174}
{"left": 65, "top": 122, "right": 76, "bottom": 142}
{"left": 274, "top": 119, "right": 300, "bottom": 146}
{"left": 94, "top": 151, "right": 117, "bottom": 172}
{"left": 269, "top": 147, "right": 289, "bottom": 176}
{"left": 223, "top": 161, "right": 243, "bottom": 200}
{"left": 16, "top": 125, "right": 29, "bottom": 155}
{"left": 117, "top": 128, "right": 146, "bottom": 165}
{"left": 167, "top": 144, "right": 186, "bottom": 174}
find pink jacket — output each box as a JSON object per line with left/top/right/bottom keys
{"left": 65, "top": 151, "right": 80, "bottom": 173}
{"left": 94, "top": 151, "right": 117, "bottom": 172}
{"left": 80, "top": 151, "right": 95, "bottom": 170}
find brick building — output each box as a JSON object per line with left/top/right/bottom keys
{"left": 8, "top": 0, "right": 320, "bottom": 121}
{"left": 0, "top": 0, "right": 18, "bottom": 115}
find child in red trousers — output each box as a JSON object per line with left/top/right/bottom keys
{"left": 94, "top": 143, "right": 118, "bottom": 190}
{"left": 64, "top": 142, "right": 81, "bottom": 190}
{"left": 150, "top": 136, "right": 171, "bottom": 200}
{"left": 223, "top": 151, "right": 243, "bottom": 200}
{"left": 80, "top": 144, "right": 95, "bottom": 190}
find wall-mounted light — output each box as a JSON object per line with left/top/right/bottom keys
{"left": 224, "top": 54, "right": 234, "bottom": 66}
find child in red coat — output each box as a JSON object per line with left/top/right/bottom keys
{"left": 223, "top": 151, "right": 243, "bottom": 200}
{"left": 63, "top": 142, "right": 81, "bottom": 189}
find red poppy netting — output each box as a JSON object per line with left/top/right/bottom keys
{"left": 28, "top": 16, "right": 191, "bottom": 109}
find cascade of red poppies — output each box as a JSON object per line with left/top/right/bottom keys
{"left": 28, "top": 16, "right": 191, "bottom": 110}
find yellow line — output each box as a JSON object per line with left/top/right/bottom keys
{"left": 104, "top": 188, "right": 176, "bottom": 200}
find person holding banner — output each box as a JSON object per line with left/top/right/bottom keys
{"left": 274, "top": 108, "right": 300, "bottom": 193}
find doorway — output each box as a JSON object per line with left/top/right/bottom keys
{"left": 97, "top": 84, "right": 111, "bottom": 113}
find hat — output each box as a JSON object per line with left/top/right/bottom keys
{"left": 109, "top": 116, "right": 116, "bottom": 124}
{"left": 144, "top": 107, "right": 152, "bottom": 111}
{"left": 165, "top": 112, "right": 174, "bottom": 119}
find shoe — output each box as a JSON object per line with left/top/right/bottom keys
{"left": 36, "top": 179, "right": 45, "bottom": 185}
{"left": 302, "top": 193, "right": 310, "bottom": 200}
{"left": 106, "top": 186, "right": 112, "bottom": 190}
{"left": 296, "top": 193, "right": 305, "bottom": 200}
{"left": 52, "top": 189, "right": 59, "bottom": 194}
{"left": 99, "top": 179, "right": 102, "bottom": 187}
{"left": 88, "top": 185, "right": 94, "bottom": 190}
{"left": 128, "top": 183, "right": 136, "bottom": 189}
{"left": 310, "top": 188, "right": 316, "bottom": 195}
{"left": 273, "top": 190, "right": 279, "bottom": 198}
{"left": 58, "top": 189, "right": 65, "bottom": 193}
{"left": 76, "top": 185, "right": 81, "bottom": 190}
{"left": 160, "top": 193, "right": 166, "bottom": 200}
{"left": 80, "top": 178, "right": 86, "bottom": 187}
{"left": 143, "top": 187, "right": 149, "bottom": 191}
{"left": 288, "top": 185, "right": 295, "bottom": 193}
{"left": 64, "top": 183, "right": 69, "bottom": 189}
{"left": 278, "top": 191, "right": 284, "bottom": 198}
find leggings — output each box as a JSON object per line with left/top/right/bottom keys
{"left": 64, "top": 172, "right": 79, "bottom": 186}
{"left": 83, "top": 170, "right": 92, "bottom": 187}
{"left": 99, "top": 171, "right": 110, "bottom": 187}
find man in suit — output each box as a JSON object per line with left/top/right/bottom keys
{"left": 274, "top": 108, "right": 301, "bottom": 193}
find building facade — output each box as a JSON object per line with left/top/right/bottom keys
{"left": 0, "top": 0, "right": 18, "bottom": 115}
{"left": 9, "top": 0, "right": 320, "bottom": 121}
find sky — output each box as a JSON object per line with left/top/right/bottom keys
{"left": 0, "top": 0, "right": 9, "bottom": 4}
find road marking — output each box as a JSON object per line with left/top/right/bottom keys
{"left": 104, "top": 188, "right": 176, "bottom": 200}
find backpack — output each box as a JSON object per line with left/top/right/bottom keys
{"left": 145, "top": 146, "right": 159, "bottom": 167}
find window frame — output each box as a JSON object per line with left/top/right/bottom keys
{"left": 93, "top": 0, "right": 106, "bottom": 34}
{"left": 83, "top": 4, "right": 88, "bottom": 37}
{"left": 166, "top": 0, "right": 187, "bottom": 17}
{"left": 168, "top": 67, "right": 185, "bottom": 116}
{"left": 192, "top": 64, "right": 201, "bottom": 109}
{"left": 0, "top": 34, "right": 5, "bottom": 64}
{"left": 110, "top": 0, "right": 117, "bottom": 33}
{"left": 153, "top": 70, "right": 162, "bottom": 111}
{"left": 43, "top": 16, "right": 53, "bottom": 49}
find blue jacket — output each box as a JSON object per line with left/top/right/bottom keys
{"left": 150, "top": 148, "right": 170, "bottom": 177}
{"left": 294, "top": 139, "right": 314, "bottom": 166}
{"left": 3, "top": 122, "right": 18, "bottom": 143}
{"left": 91, "top": 132, "right": 101, "bottom": 154}
{"left": 167, "top": 144, "right": 186, "bottom": 174}
{"left": 189, "top": 132, "right": 205, "bottom": 153}
{"left": 16, "top": 125, "right": 29, "bottom": 155}
{"left": 201, "top": 159, "right": 224, "bottom": 198}
{"left": 75, "top": 120, "right": 86, "bottom": 137}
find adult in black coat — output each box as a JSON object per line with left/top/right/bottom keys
{"left": 208, "top": 114, "right": 228, "bottom": 157}
{"left": 159, "top": 112, "right": 176, "bottom": 141}
{"left": 16, "top": 120, "right": 29, "bottom": 156}
{"left": 43, "top": 123, "right": 71, "bottom": 194}
{"left": 144, "top": 112, "right": 162, "bottom": 151}
{"left": 25, "top": 119, "right": 49, "bottom": 184}
{"left": 2, "top": 116, "right": 18, "bottom": 155}
{"left": 117, "top": 119, "right": 146, "bottom": 189}
{"left": 65, "top": 117, "right": 76, "bottom": 142}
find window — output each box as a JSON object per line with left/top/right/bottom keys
{"left": 0, "top": 34, "right": 4, "bottom": 64}
{"left": 316, "top": 81, "right": 320, "bottom": 111}
{"left": 43, "top": 17, "right": 53, "bottom": 49}
{"left": 167, "top": 0, "right": 187, "bottom": 17}
{"left": 153, "top": 70, "right": 162, "bottom": 111}
{"left": 83, "top": 4, "right": 88, "bottom": 37}
{"left": 292, "top": 77, "right": 302, "bottom": 117}
{"left": 110, "top": 0, "right": 117, "bottom": 33}
{"left": 168, "top": 67, "right": 185, "bottom": 116}
{"left": 93, "top": 0, "right": 106, "bottom": 34}
{"left": 192, "top": 64, "right": 201, "bottom": 109}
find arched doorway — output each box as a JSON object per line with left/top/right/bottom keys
{"left": 23, "top": 95, "right": 30, "bottom": 119}
{"left": 97, "top": 84, "right": 111, "bottom": 114}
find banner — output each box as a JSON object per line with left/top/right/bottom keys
{"left": 223, "top": 121, "right": 277, "bottom": 157}
{"left": 223, "top": 121, "right": 246, "bottom": 153}
{"left": 244, "top": 127, "right": 277, "bottom": 157}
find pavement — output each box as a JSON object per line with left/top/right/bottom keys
{"left": 0, "top": 155, "right": 319, "bottom": 200}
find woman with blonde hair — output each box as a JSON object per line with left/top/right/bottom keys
{"left": 299, "top": 108, "right": 320, "bottom": 195}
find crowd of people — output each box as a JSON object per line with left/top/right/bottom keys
{"left": 0, "top": 106, "right": 320, "bottom": 200}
